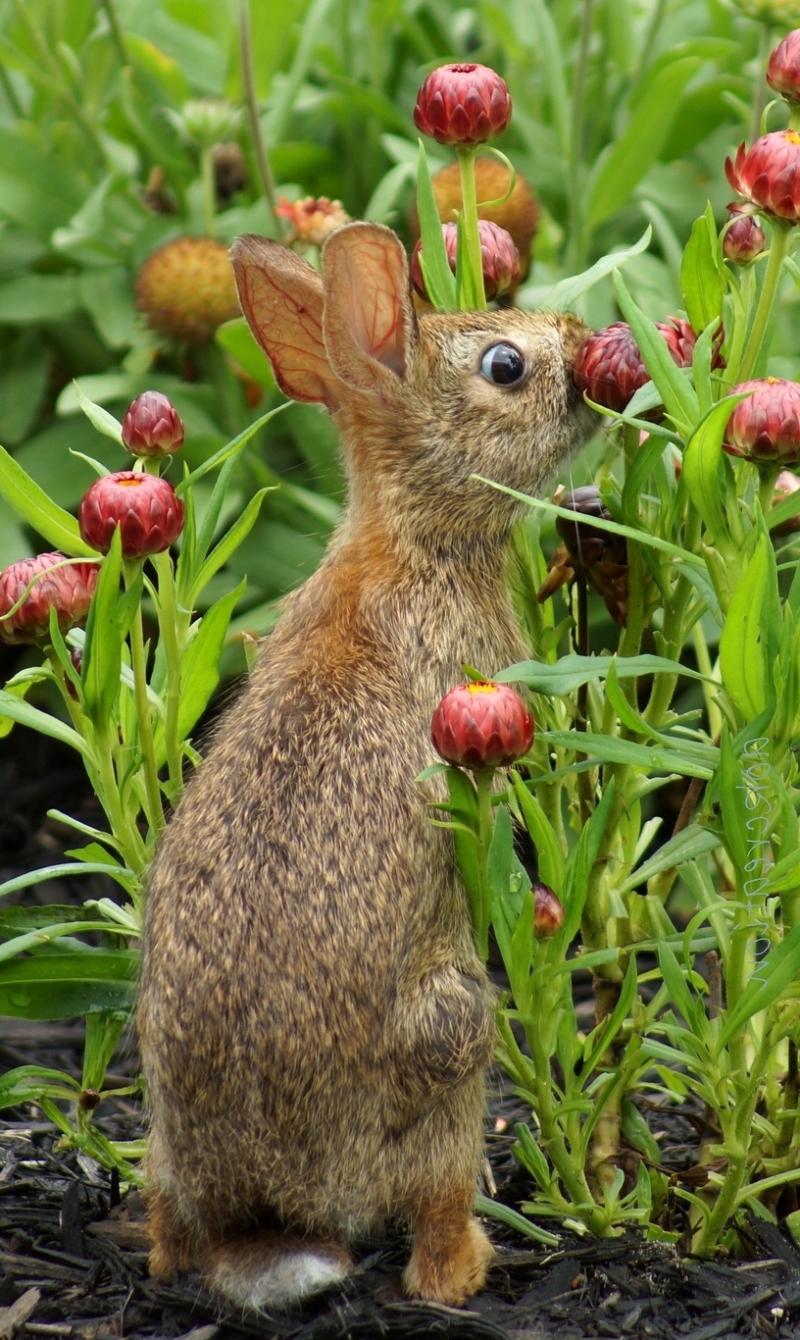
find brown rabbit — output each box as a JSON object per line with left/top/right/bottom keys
{"left": 137, "top": 222, "right": 594, "bottom": 1312}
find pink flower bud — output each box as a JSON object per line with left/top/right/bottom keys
{"left": 409, "top": 220, "right": 521, "bottom": 302}
{"left": 431, "top": 681, "right": 533, "bottom": 771}
{"left": 413, "top": 64, "right": 512, "bottom": 146}
{"left": 724, "top": 378, "right": 800, "bottom": 467}
{"left": 121, "top": 392, "right": 184, "bottom": 458}
{"left": 723, "top": 213, "right": 766, "bottom": 265}
{"left": 0, "top": 552, "right": 98, "bottom": 645}
{"left": 573, "top": 319, "right": 723, "bottom": 415}
{"left": 533, "top": 883, "right": 564, "bottom": 938}
{"left": 79, "top": 472, "right": 185, "bottom": 558}
{"left": 767, "top": 30, "right": 800, "bottom": 106}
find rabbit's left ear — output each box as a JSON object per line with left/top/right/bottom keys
{"left": 322, "top": 223, "right": 419, "bottom": 393}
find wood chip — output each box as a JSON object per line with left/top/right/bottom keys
{"left": 0, "top": 1287, "right": 40, "bottom": 1340}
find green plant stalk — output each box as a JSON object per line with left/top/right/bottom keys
{"left": 153, "top": 552, "right": 187, "bottom": 799}
{"left": 737, "top": 221, "right": 793, "bottom": 383}
{"left": 124, "top": 562, "right": 164, "bottom": 838}
{"left": 200, "top": 145, "right": 217, "bottom": 237}
{"left": 238, "top": 0, "right": 282, "bottom": 236}
{"left": 474, "top": 768, "right": 494, "bottom": 960}
{"left": 566, "top": 0, "right": 596, "bottom": 273}
{"left": 93, "top": 727, "right": 147, "bottom": 874}
{"left": 721, "top": 266, "right": 755, "bottom": 390}
{"left": 758, "top": 463, "right": 781, "bottom": 518}
{"left": 9, "top": 0, "right": 108, "bottom": 164}
{"left": 455, "top": 146, "right": 487, "bottom": 311}
{"left": 99, "top": 0, "right": 129, "bottom": 67}
{"left": 618, "top": 425, "right": 646, "bottom": 669}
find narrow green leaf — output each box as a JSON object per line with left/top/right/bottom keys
{"left": 680, "top": 209, "right": 725, "bottom": 334}
{"left": 72, "top": 380, "right": 123, "bottom": 445}
{"left": 717, "top": 923, "right": 800, "bottom": 1051}
{"left": 511, "top": 773, "right": 564, "bottom": 893}
{"left": 177, "top": 580, "right": 246, "bottom": 741}
{"left": 682, "top": 397, "right": 742, "bottom": 539}
{"left": 605, "top": 656, "right": 661, "bottom": 739}
{"left": 82, "top": 528, "right": 124, "bottom": 727}
{"left": 620, "top": 825, "right": 720, "bottom": 893}
{"left": 613, "top": 270, "right": 699, "bottom": 429}
{"left": 474, "top": 1192, "right": 560, "bottom": 1246}
{"left": 188, "top": 488, "right": 270, "bottom": 605}
{"left": 0, "top": 443, "right": 95, "bottom": 556}
{"left": 534, "top": 228, "right": 651, "bottom": 312}
{"left": 537, "top": 730, "right": 714, "bottom": 779}
{"left": 497, "top": 652, "right": 709, "bottom": 696}
{"left": 415, "top": 139, "right": 457, "bottom": 312}
{"left": 719, "top": 533, "right": 769, "bottom": 719}
{"left": 0, "top": 691, "right": 87, "bottom": 755}
{"left": 176, "top": 404, "right": 289, "bottom": 495}
{"left": 0, "top": 948, "right": 139, "bottom": 1020}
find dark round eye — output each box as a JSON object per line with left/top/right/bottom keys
{"left": 480, "top": 342, "right": 526, "bottom": 386}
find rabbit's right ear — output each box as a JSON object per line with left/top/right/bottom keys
{"left": 231, "top": 235, "right": 340, "bottom": 411}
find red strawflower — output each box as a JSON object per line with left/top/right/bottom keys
{"left": 574, "top": 319, "right": 723, "bottom": 415}
{"left": 767, "top": 30, "right": 800, "bottom": 106}
{"left": 79, "top": 472, "right": 185, "bottom": 558}
{"left": 0, "top": 552, "right": 98, "bottom": 645}
{"left": 431, "top": 681, "right": 533, "bottom": 770}
{"left": 121, "top": 391, "right": 184, "bottom": 458}
{"left": 723, "top": 213, "right": 766, "bottom": 265}
{"left": 413, "top": 64, "right": 512, "bottom": 146}
{"left": 724, "top": 378, "right": 800, "bottom": 466}
{"left": 725, "top": 132, "right": 800, "bottom": 222}
{"left": 533, "top": 883, "right": 564, "bottom": 938}
{"left": 410, "top": 220, "right": 521, "bottom": 302}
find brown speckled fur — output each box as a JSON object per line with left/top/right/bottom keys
{"left": 137, "top": 223, "right": 595, "bottom": 1310}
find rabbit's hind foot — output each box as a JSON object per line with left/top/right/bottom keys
{"left": 403, "top": 1207, "right": 493, "bottom": 1306}
{"left": 204, "top": 1229, "right": 354, "bottom": 1312}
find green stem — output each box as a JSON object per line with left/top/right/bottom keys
{"left": 153, "top": 552, "right": 186, "bottom": 801}
{"left": 758, "top": 463, "right": 781, "bottom": 518}
{"left": 456, "top": 146, "right": 487, "bottom": 311}
{"left": 749, "top": 23, "right": 773, "bottom": 147}
{"left": 200, "top": 145, "right": 217, "bottom": 237}
{"left": 566, "top": 0, "right": 596, "bottom": 273}
{"left": 99, "top": 0, "right": 129, "bottom": 67}
{"left": 474, "top": 769, "right": 494, "bottom": 960}
{"left": 738, "top": 221, "right": 793, "bottom": 383}
{"left": 9, "top": 0, "right": 108, "bottom": 164}
{"left": 238, "top": 0, "right": 282, "bottom": 237}
{"left": 94, "top": 732, "right": 147, "bottom": 873}
{"left": 618, "top": 425, "right": 646, "bottom": 668}
{"left": 124, "top": 562, "right": 164, "bottom": 839}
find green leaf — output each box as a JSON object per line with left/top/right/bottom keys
{"left": 719, "top": 533, "right": 770, "bottom": 719}
{"left": 215, "top": 317, "right": 276, "bottom": 388}
{"left": 656, "top": 942, "right": 709, "bottom": 1042}
{"left": 81, "top": 529, "right": 125, "bottom": 727}
{"left": 680, "top": 206, "right": 725, "bottom": 335}
{"left": 487, "top": 803, "right": 515, "bottom": 919}
{"left": 619, "top": 825, "right": 720, "bottom": 893}
{"left": 530, "top": 227, "right": 651, "bottom": 312}
{"left": 716, "top": 923, "right": 800, "bottom": 1052}
{"left": 587, "top": 57, "right": 701, "bottom": 227}
{"left": 562, "top": 781, "right": 617, "bottom": 941}
{"left": 415, "top": 139, "right": 457, "bottom": 312}
{"left": 188, "top": 488, "right": 271, "bottom": 605}
{"left": 0, "top": 273, "right": 79, "bottom": 322}
{"left": 605, "top": 656, "right": 661, "bottom": 740}
{"left": 176, "top": 404, "right": 288, "bottom": 494}
{"left": 537, "top": 731, "right": 715, "bottom": 780}
{"left": 613, "top": 271, "right": 699, "bottom": 429}
{"left": 0, "top": 443, "right": 95, "bottom": 556}
{"left": 176, "top": 580, "right": 246, "bottom": 741}
{"left": 72, "top": 380, "right": 123, "bottom": 445}
{"left": 474, "top": 1191, "right": 560, "bottom": 1246}
{"left": 682, "top": 397, "right": 743, "bottom": 539}
{"left": 0, "top": 691, "right": 87, "bottom": 756}
{"left": 579, "top": 956, "right": 640, "bottom": 1081}
{"left": 497, "top": 652, "right": 709, "bottom": 696}
{"left": 0, "top": 947, "right": 138, "bottom": 1020}
{"left": 511, "top": 773, "right": 564, "bottom": 893}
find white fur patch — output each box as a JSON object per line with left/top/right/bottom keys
{"left": 214, "top": 1250, "right": 350, "bottom": 1310}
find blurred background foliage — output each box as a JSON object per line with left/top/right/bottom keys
{"left": 0, "top": 0, "right": 794, "bottom": 664}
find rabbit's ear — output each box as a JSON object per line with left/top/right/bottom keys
{"left": 321, "top": 224, "right": 418, "bottom": 393}
{"left": 231, "top": 234, "right": 340, "bottom": 410}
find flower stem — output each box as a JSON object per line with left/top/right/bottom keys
{"left": 456, "top": 146, "right": 487, "bottom": 311}
{"left": 737, "top": 220, "right": 793, "bottom": 382}
{"left": 238, "top": 0, "right": 282, "bottom": 237}
{"left": 124, "top": 561, "right": 164, "bottom": 839}
{"left": 566, "top": 0, "right": 596, "bottom": 272}
{"left": 200, "top": 145, "right": 217, "bottom": 237}
{"left": 474, "top": 768, "right": 495, "bottom": 959}
{"left": 153, "top": 552, "right": 186, "bottom": 801}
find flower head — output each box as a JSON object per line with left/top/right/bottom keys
{"left": 725, "top": 132, "right": 800, "bottom": 222}
{"left": 136, "top": 236, "right": 240, "bottom": 345}
{"left": 410, "top": 220, "right": 521, "bottom": 303}
{"left": 431, "top": 681, "right": 533, "bottom": 770}
{"left": 724, "top": 378, "right": 800, "bottom": 466}
{"left": 573, "top": 319, "right": 722, "bottom": 415}
{"left": 767, "top": 29, "right": 800, "bottom": 104}
{"left": 0, "top": 552, "right": 98, "bottom": 646}
{"left": 275, "top": 196, "right": 350, "bottom": 248}
{"left": 413, "top": 64, "right": 512, "bottom": 146}
{"left": 121, "top": 392, "right": 184, "bottom": 458}
{"left": 79, "top": 472, "right": 185, "bottom": 558}
{"left": 538, "top": 486, "right": 628, "bottom": 626}
{"left": 533, "top": 883, "right": 564, "bottom": 938}
{"left": 723, "top": 212, "right": 766, "bottom": 265}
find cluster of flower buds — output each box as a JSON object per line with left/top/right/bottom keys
{"left": 0, "top": 552, "right": 98, "bottom": 646}
{"left": 431, "top": 680, "right": 533, "bottom": 771}
{"left": 413, "top": 63, "right": 512, "bottom": 146}
{"left": 410, "top": 220, "right": 521, "bottom": 303}
{"left": 275, "top": 196, "right": 350, "bottom": 248}
{"left": 537, "top": 485, "right": 629, "bottom": 627}
{"left": 573, "top": 319, "right": 724, "bottom": 417}
{"left": 724, "top": 378, "right": 800, "bottom": 467}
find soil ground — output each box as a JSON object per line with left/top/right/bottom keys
{"left": 2, "top": 700, "right": 800, "bottom": 1340}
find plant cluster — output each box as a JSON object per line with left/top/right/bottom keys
{"left": 1, "top": 0, "right": 800, "bottom": 1261}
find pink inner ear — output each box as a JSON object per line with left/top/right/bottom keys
{"left": 344, "top": 235, "right": 407, "bottom": 376}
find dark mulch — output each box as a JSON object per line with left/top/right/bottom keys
{"left": 3, "top": 716, "right": 800, "bottom": 1338}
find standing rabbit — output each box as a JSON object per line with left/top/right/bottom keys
{"left": 137, "top": 222, "right": 594, "bottom": 1311}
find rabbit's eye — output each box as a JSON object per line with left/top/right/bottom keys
{"left": 480, "top": 343, "right": 526, "bottom": 386}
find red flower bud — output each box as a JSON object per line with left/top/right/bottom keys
{"left": 724, "top": 378, "right": 800, "bottom": 467}
{"left": 410, "top": 221, "right": 521, "bottom": 302}
{"left": 413, "top": 64, "right": 512, "bottom": 147}
{"left": 574, "top": 319, "right": 723, "bottom": 415}
{"left": 723, "top": 213, "right": 766, "bottom": 265}
{"left": 431, "top": 681, "right": 533, "bottom": 771}
{"left": 767, "top": 30, "right": 800, "bottom": 106}
{"left": 0, "top": 552, "right": 98, "bottom": 646}
{"left": 79, "top": 472, "right": 185, "bottom": 558}
{"left": 121, "top": 391, "right": 184, "bottom": 458}
{"left": 725, "top": 132, "right": 800, "bottom": 223}
{"left": 533, "top": 882, "right": 564, "bottom": 938}
{"left": 773, "top": 469, "right": 800, "bottom": 533}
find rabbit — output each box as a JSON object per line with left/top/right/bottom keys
{"left": 137, "top": 221, "right": 595, "bottom": 1313}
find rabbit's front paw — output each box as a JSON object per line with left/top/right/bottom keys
{"left": 404, "top": 1211, "right": 493, "bottom": 1305}
{"left": 395, "top": 969, "right": 495, "bottom": 1096}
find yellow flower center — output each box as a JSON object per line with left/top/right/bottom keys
{"left": 786, "top": 131, "right": 800, "bottom": 145}
{"left": 117, "top": 477, "right": 145, "bottom": 486}
{"left": 467, "top": 681, "right": 499, "bottom": 694}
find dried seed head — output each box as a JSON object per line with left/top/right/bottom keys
{"left": 135, "top": 236, "right": 240, "bottom": 346}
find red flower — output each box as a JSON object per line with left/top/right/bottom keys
{"left": 0, "top": 552, "right": 98, "bottom": 645}
{"left": 574, "top": 319, "right": 723, "bottom": 415}
{"left": 413, "top": 64, "right": 512, "bottom": 146}
{"left": 533, "top": 883, "right": 564, "bottom": 938}
{"left": 410, "top": 220, "right": 521, "bottom": 302}
{"left": 724, "top": 378, "right": 800, "bottom": 466}
{"left": 725, "top": 132, "right": 800, "bottom": 222}
{"left": 79, "top": 472, "right": 185, "bottom": 558}
{"left": 431, "top": 681, "right": 533, "bottom": 770}
{"left": 723, "top": 213, "right": 766, "bottom": 265}
{"left": 767, "top": 30, "right": 800, "bottom": 106}
{"left": 121, "top": 391, "right": 184, "bottom": 458}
